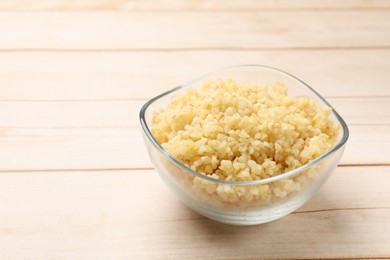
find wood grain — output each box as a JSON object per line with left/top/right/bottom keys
{"left": 0, "top": 97, "right": 388, "bottom": 171}
{"left": 0, "top": 125, "right": 388, "bottom": 171}
{"left": 0, "top": 167, "right": 389, "bottom": 259}
{"left": 0, "top": 1, "right": 389, "bottom": 258}
{"left": 1, "top": 0, "right": 389, "bottom": 11}
{"left": 1, "top": 50, "right": 389, "bottom": 100}
{"left": 0, "top": 127, "right": 147, "bottom": 171}
{"left": 0, "top": 97, "right": 388, "bottom": 128}
{"left": 0, "top": 100, "right": 143, "bottom": 128}
{"left": 0, "top": 11, "right": 389, "bottom": 50}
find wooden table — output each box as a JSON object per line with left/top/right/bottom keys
{"left": 0, "top": 1, "right": 389, "bottom": 259}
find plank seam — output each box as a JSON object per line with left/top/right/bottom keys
{"left": 294, "top": 206, "right": 390, "bottom": 214}
{"left": 0, "top": 96, "right": 389, "bottom": 103}
{"left": 1, "top": 123, "right": 390, "bottom": 129}
{"left": 1, "top": 8, "right": 390, "bottom": 12}
{"left": 0, "top": 46, "right": 390, "bottom": 52}
{"left": 1, "top": 164, "right": 389, "bottom": 173}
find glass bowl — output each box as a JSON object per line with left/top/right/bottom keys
{"left": 140, "top": 65, "right": 349, "bottom": 225}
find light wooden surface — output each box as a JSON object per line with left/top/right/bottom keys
{"left": 0, "top": 1, "right": 389, "bottom": 259}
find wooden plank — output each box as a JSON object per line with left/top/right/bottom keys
{"left": 0, "top": 11, "right": 389, "bottom": 50}
{"left": 0, "top": 127, "right": 148, "bottom": 171}
{"left": 0, "top": 167, "right": 389, "bottom": 259}
{"left": 0, "top": 98, "right": 388, "bottom": 128}
{"left": 0, "top": 125, "right": 388, "bottom": 171}
{"left": 0, "top": 101, "right": 143, "bottom": 128}
{"left": 329, "top": 97, "right": 390, "bottom": 126}
{"left": 0, "top": 0, "right": 389, "bottom": 11}
{"left": 1, "top": 50, "right": 389, "bottom": 100}
{"left": 342, "top": 125, "right": 390, "bottom": 165}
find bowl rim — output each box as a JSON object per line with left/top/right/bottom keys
{"left": 139, "top": 64, "right": 349, "bottom": 186}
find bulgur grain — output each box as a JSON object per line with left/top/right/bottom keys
{"left": 152, "top": 80, "right": 339, "bottom": 182}
{"left": 152, "top": 79, "right": 339, "bottom": 205}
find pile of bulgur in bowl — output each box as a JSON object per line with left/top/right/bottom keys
{"left": 140, "top": 65, "right": 349, "bottom": 225}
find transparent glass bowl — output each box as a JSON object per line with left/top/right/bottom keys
{"left": 140, "top": 65, "right": 349, "bottom": 225}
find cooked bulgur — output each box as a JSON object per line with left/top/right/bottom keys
{"left": 152, "top": 79, "right": 339, "bottom": 186}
